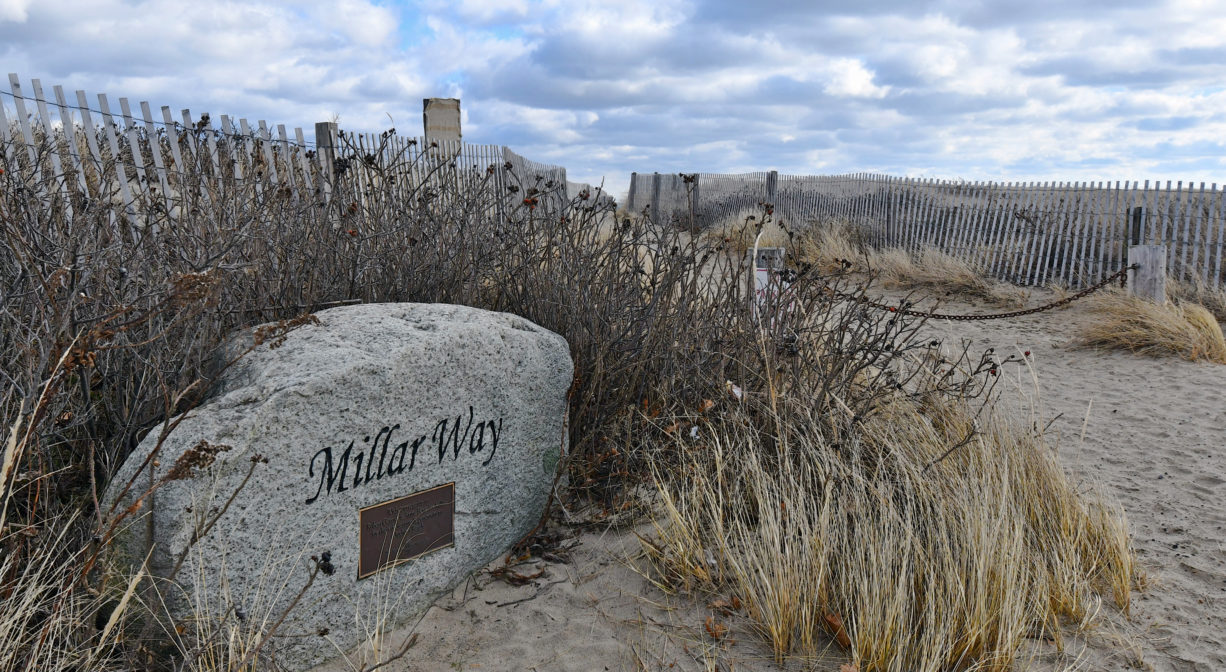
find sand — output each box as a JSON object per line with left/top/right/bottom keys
{"left": 913, "top": 289, "right": 1226, "bottom": 672}
{"left": 313, "top": 287, "right": 1225, "bottom": 672}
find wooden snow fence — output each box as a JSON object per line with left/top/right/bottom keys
{"left": 627, "top": 170, "right": 1225, "bottom": 289}
{"left": 0, "top": 73, "right": 572, "bottom": 237}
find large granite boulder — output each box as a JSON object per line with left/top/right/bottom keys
{"left": 106, "top": 303, "right": 572, "bottom": 670}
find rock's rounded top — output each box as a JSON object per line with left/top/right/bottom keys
{"left": 215, "top": 302, "right": 569, "bottom": 403}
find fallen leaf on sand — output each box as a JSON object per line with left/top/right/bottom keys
{"left": 704, "top": 615, "right": 728, "bottom": 640}
{"left": 489, "top": 566, "right": 545, "bottom": 586}
{"left": 709, "top": 596, "right": 743, "bottom": 615}
{"left": 824, "top": 612, "right": 851, "bottom": 649}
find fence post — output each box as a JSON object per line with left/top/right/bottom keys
{"left": 422, "top": 97, "right": 461, "bottom": 143}
{"left": 1128, "top": 244, "right": 1167, "bottom": 303}
{"left": 1130, "top": 206, "right": 1144, "bottom": 245}
{"left": 1122, "top": 206, "right": 1143, "bottom": 277}
{"left": 766, "top": 170, "right": 778, "bottom": 200}
{"left": 315, "top": 121, "right": 338, "bottom": 204}
{"left": 627, "top": 172, "right": 637, "bottom": 212}
{"left": 691, "top": 173, "right": 701, "bottom": 231}
{"left": 651, "top": 172, "right": 661, "bottom": 223}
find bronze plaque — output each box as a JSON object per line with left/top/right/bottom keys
{"left": 358, "top": 483, "right": 455, "bottom": 580}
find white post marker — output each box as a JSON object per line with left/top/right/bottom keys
{"left": 750, "top": 236, "right": 789, "bottom": 325}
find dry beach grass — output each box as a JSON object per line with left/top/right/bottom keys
{"left": 1076, "top": 291, "right": 1226, "bottom": 364}
{"left": 3, "top": 129, "right": 1223, "bottom": 671}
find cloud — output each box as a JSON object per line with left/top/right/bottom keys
{"left": 0, "top": 1, "right": 436, "bottom": 131}
{"left": 3, "top": 0, "right": 1225, "bottom": 201}
{"left": 0, "top": 0, "right": 32, "bottom": 22}
{"left": 823, "top": 58, "right": 888, "bottom": 98}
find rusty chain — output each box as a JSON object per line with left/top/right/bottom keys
{"left": 827, "top": 264, "right": 1137, "bottom": 322}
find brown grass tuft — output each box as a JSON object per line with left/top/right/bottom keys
{"left": 1076, "top": 291, "right": 1226, "bottom": 364}
{"left": 792, "top": 218, "right": 867, "bottom": 273}
{"left": 643, "top": 380, "right": 1133, "bottom": 671}
{"left": 1167, "top": 276, "right": 1226, "bottom": 324}
{"left": 701, "top": 208, "right": 794, "bottom": 254}
{"left": 794, "top": 221, "right": 1029, "bottom": 308}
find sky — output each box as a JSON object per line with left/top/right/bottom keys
{"left": 2, "top": 0, "right": 1225, "bottom": 201}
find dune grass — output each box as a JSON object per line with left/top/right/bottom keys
{"left": 1076, "top": 291, "right": 1226, "bottom": 364}
{"left": 700, "top": 207, "right": 795, "bottom": 254}
{"left": 641, "top": 347, "right": 1134, "bottom": 671}
{"left": 792, "top": 220, "right": 1030, "bottom": 308}
{"left": 700, "top": 214, "right": 1029, "bottom": 310}
{"left": 1168, "top": 276, "right": 1226, "bottom": 324}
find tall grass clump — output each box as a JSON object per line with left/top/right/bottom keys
{"left": 794, "top": 219, "right": 1029, "bottom": 308}
{"left": 640, "top": 303, "right": 1135, "bottom": 669}
{"left": 1168, "top": 276, "right": 1226, "bottom": 324}
{"left": 701, "top": 207, "right": 794, "bottom": 253}
{"left": 1076, "top": 290, "right": 1226, "bottom": 363}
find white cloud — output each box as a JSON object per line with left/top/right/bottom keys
{"left": 315, "top": 0, "right": 399, "bottom": 47}
{"left": 0, "top": 0, "right": 31, "bottom": 22}
{"left": 3, "top": 0, "right": 1224, "bottom": 192}
{"left": 824, "top": 58, "right": 889, "bottom": 98}
{"left": 561, "top": 0, "right": 689, "bottom": 41}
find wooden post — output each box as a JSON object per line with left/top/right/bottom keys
{"left": 650, "top": 172, "right": 661, "bottom": 223}
{"left": 315, "top": 121, "right": 338, "bottom": 203}
{"left": 627, "top": 172, "right": 637, "bottom": 212}
{"left": 423, "top": 98, "right": 461, "bottom": 143}
{"left": 293, "top": 126, "right": 314, "bottom": 192}
{"left": 8, "top": 74, "right": 40, "bottom": 177}
{"left": 766, "top": 170, "right": 778, "bottom": 200}
{"left": 1189, "top": 182, "right": 1207, "bottom": 283}
{"left": 1213, "top": 186, "right": 1225, "bottom": 289}
{"left": 691, "top": 173, "right": 700, "bottom": 223}
{"left": 1128, "top": 245, "right": 1166, "bottom": 303}
{"left": 1125, "top": 205, "right": 1144, "bottom": 270}
{"left": 30, "top": 79, "right": 72, "bottom": 217}
{"left": 95, "top": 93, "right": 137, "bottom": 229}
{"left": 139, "top": 100, "right": 173, "bottom": 218}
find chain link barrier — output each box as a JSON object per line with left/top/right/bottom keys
{"left": 831, "top": 264, "right": 1136, "bottom": 322}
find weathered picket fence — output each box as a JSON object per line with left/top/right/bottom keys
{"left": 0, "top": 72, "right": 575, "bottom": 233}
{"left": 627, "top": 171, "right": 1226, "bottom": 289}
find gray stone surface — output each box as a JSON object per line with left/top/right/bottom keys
{"left": 106, "top": 303, "right": 572, "bottom": 670}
